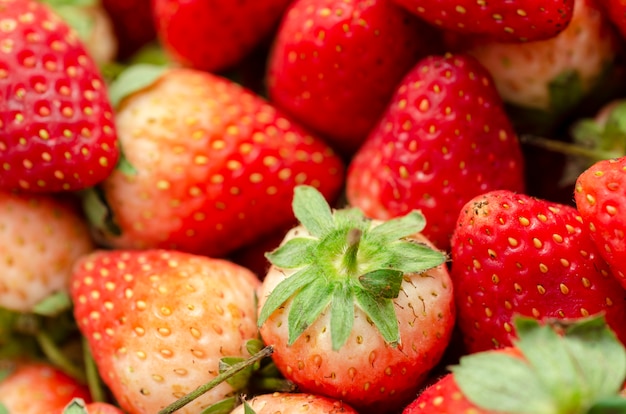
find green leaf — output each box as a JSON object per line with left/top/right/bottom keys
{"left": 33, "top": 292, "right": 72, "bottom": 316}
{"left": 219, "top": 357, "right": 252, "bottom": 390}
{"left": 257, "top": 266, "right": 319, "bottom": 328}
{"left": 51, "top": 6, "right": 94, "bottom": 43}
{"left": 287, "top": 279, "right": 334, "bottom": 345}
{"left": 588, "top": 396, "right": 626, "bottom": 414}
{"left": 292, "top": 186, "right": 334, "bottom": 238}
{"left": 265, "top": 237, "right": 317, "bottom": 269}
{"left": 62, "top": 398, "right": 89, "bottom": 414}
{"left": 80, "top": 188, "right": 121, "bottom": 237}
{"left": 386, "top": 241, "right": 446, "bottom": 274}
{"left": 0, "top": 403, "right": 8, "bottom": 414}
{"left": 245, "top": 338, "right": 264, "bottom": 356}
{"left": 368, "top": 211, "right": 426, "bottom": 243}
{"left": 108, "top": 64, "right": 168, "bottom": 108}
{"left": 353, "top": 289, "right": 399, "bottom": 345}
{"left": 329, "top": 283, "right": 355, "bottom": 351}
{"left": 244, "top": 401, "right": 256, "bottom": 414}
{"left": 452, "top": 352, "right": 556, "bottom": 414}
{"left": 548, "top": 69, "right": 584, "bottom": 115}
{"left": 358, "top": 269, "right": 403, "bottom": 299}
{"left": 115, "top": 147, "right": 138, "bottom": 176}
{"left": 200, "top": 397, "right": 237, "bottom": 414}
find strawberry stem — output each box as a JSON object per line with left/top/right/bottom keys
{"left": 35, "top": 331, "right": 86, "bottom": 383}
{"left": 157, "top": 346, "right": 274, "bottom": 414}
{"left": 341, "top": 228, "right": 362, "bottom": 276}
{"left": 82, "top": 337, "right": 106, "bottom": 402}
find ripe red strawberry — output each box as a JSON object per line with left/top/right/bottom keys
{"left": 403, "top": 316, "right": 626, "bottom": 413}
{"left": 152, "top": 0, "right": 292, "bottom": 72}
{"left": 391, "top": 0, "right": 575, "bottom": 42}
{"left": 450, "top": 189, "right": 626, "bottom": 353}
{"left": 444, "top": 0, "right": 619, "bottom": 112}
{"left": 70, "top": 249, "right": 262, "bottom": 414}
{"left": 346, "top": 53, "right": 525, "bottom": 251}
{"left": 231, "top": 393, "right": 359, "bottom": 414}
{"left": 257, "top": 186, "right": 455, "bottom": 413}
{"left": 575, "top": 156, "right": 626, "bottom": 287}
{"left": 266, "top": 0, "right": 443, "bottom": 155}
{"left": 0, "top": 190, "right": 93, "bottom": 312}
{"left": 597, "top": 0, "right": 626, "bottom": 41}
{"left": 0, "top": 360, "right": 92, "bottom": 413}
{"left": 0, "top": 0, "right": 119, "bottom": 193}
{"left": 90, "top": 66, "right": 344, "bottom": 258}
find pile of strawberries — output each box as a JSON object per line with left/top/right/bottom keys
{"left": 3, "top": 0, "right": 626, "bottom": 413}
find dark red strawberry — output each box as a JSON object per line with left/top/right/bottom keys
{"left": 0, "top": 0, "right": 119, "bottom": 193}
{"left": 266, "top": 0, "right": 443, "bottom": 155}
{"left": 152, "top": 0, "right": 292, "bottom": 72}
{"left": 346, "top": 53, "right": 525, "bottom": 251}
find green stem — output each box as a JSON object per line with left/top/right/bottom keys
{"left": 35, "top": 331, "right": 86, "bottom": 383}
{"left": 341, "top": 228, "right": 362, "bottom": 276}
{"left": 83, "top": 337, "right": 106, "bottom": 402}
{"left": 252, "top": 377, "right": 297, "bottom": 393}
{"left": 520, "top": 134, "right": 617, "bottom": 160}
{"left": 157, "top": 346, "right": 274, "bottom": 414}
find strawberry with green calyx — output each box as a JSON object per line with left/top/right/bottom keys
{"left": 257, "top": 185, "right": 455, "bottom": 413}
{"left": 404, "top": 314, "right": 626, "bottom": 413}
{"left": 63, "top": 399, "right": 125, "bottom": 414}
{"left": 230, "top": 393, "right": 359, "bottom": 414}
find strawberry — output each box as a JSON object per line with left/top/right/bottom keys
{"left": 257, "top": 185, "right": 455, "bottom": 413}
{"left": 391, "top": 0, "right": 575, "bottom": 42}
{"left": 0, "top": 0, "right": 119, "bottom": 193}
{"left": 597, "top": 0, "right": 626, "bottom": 41}
{"left": 265, "top": 0, "right": 443, "bottom": 155}
{"left": 403, "top": 316, "right": 626, "bottom": 413}
{"left": 70, "top": 249, "right": 262, "bottom": 413}
{"left": 63, "top": 399, "right": 125, "bottom": 414}
{"left": 0, "top": 190, "right": 93, "bottom": 313}
{"left": 444, "top": 0, "right": 619, "bottom": 113}
{"left": 152, "top": 0, "right": 292, "bottom": 72}
{"left": 231, "top": 392, "right": 359, "bottom": 414}
{"left": 101, "top": 0, "right": 156, "bottom": 60}
{"left": 574, "top": 156, "right": 626, "bottom": 287}
{"left": 0, "top": 360, "right": 92, "bottom": 413}
{"left": 450, "top": 189, "right": 626, "bottom": 353}
{"left": 346, "top": 53, "right": 525, "bottom": 251}
{"left": 88, "top": 66, "right": 344, "bottom": 258}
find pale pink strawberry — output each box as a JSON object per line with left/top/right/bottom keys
{"left": 0, "top": 191, "right": 93, "bottom": 312}
{"left": 230, "top": 393, "right": 359, "bottom": 414}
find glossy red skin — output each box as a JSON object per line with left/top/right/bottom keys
{"left": 391, "top": 0, "right": 575, "bottom": 42}
{"left": 575, "top": 156, "right": 626, "bottom": 287}
{"left": 152, "top": 0, "right": 292, "bottom": 72}
{"left": 451, "top": 190, "right": 626, "bottom": 353}
{"left": 346, "top": 54, "right": 525, "bottom": 251}
{"left": 597, "top": 0, "right": 626, "bottom": 41}
{"left": 100, "top": 68, "right": 345, "bottom": 258}
{"left": 266, "top": 0, "right": 443, "bottom": 156}
{"left": 0, "top": 0, "right": 119, "bottom": 193}
{"left": 0, "top": 361, "right": 92, "bottom": 413}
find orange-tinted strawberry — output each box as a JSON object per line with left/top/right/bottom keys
{"left": 230, "top": 393, "right": 359, "bottom": 414}
{"left": 89, "top": 66, "right": 344, "bottom": 258}
{"left": 451, "top": 189, "right": 626, "bottom": 353}
{"left": 0, "top": 0, "right": 119, "bottom": 193}
{"left": 70, "top": 249, "right": 261, "bottom": 414}
{"left": 346, "top": 53, "right": 525, "bottom": 251}
{"left": 0, "top": 360, "right": 92, "bottom": 414}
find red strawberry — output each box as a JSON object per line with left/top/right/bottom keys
{"left": 391, "top": 0, "right": 575, "bottom": 42}
{"left": 152, "top": 0, "right": 292, "bottom": 72}
{"left": 231, "top": 393, "right": 359, "bottom": 414}
{"left": 444, "top": 0, "right": 619, "bottom": 113}
{"left": 257, "top": 186, "right": 455, "bottom": 413}
{"left": 101, "top": 0, "right": 156, "bottom": 60}
{"left": 597, "top": 0, "right": 626, "bottom": 41}
{"left": 0, "top": 190, "right": 93, "bottom": 312}
{"left": 0, "top": 360, "right": 92, "bottom": 414}
{"left": 266, "top": 0, "right": 443, "bottom": 155}
{"left": 575, "top": 156, "right": 626, "bottom": 287}
{"left": 403, "top": 316, "right": 626, "bottom": 413}
{"left": 0, "top": 0, "right": 119, "bottom": 193}
{"left": 70, "top": 249, "right": 262, "bottom": 414}
{"left": 346, "top": 53, "right": 525, "bottom": 251}
{"left": 450, "top": 189, "right": 626, "bottom": 353}
{"left": 90, "top": 66, "right": 344, "bottom": 258}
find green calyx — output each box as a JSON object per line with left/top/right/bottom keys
{"left": 257, "top": 185, "right": 446, "bottom": 351}
{"left": 452, "top": 314, "right": 626, "bottom": 414}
